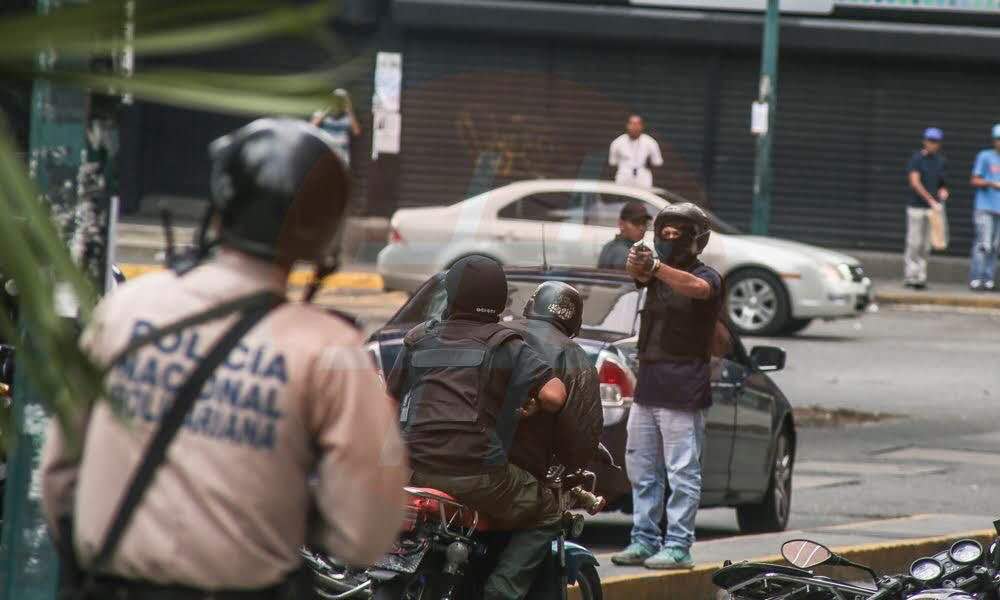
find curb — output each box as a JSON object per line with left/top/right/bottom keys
{"left": 580, "top": 527, "right": 995, "bottom": 600}
{"left": 874, "top": 290, "right": 1000, "bottom": 310}
{"left": 118, "top": 264, "right": 384, "bottom": 291}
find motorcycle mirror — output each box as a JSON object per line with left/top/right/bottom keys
{"left": 781, "top": 539, "right": 833, "bottom": 569}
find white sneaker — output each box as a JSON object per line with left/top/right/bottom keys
{"left": 986, "top": 280, "right": 996, "bottom": 291}
{"left": 970, "top": 279, "right": 984, "bottom": 291}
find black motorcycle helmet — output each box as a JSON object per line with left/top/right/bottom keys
{"left": 445, "top": 255, "right": 507, "bottom": 322}
{"left": 652, "top": 202, "right": 711, "bottom": 264}
{"left": 523, "top": 281, "right": 584, "bottom": 338}
{"left": 202, "top": 118, "right": 351, "bottom": 268}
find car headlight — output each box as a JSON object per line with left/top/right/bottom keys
{"left": 821, "top": 263, "right": 852, "bottom": 282}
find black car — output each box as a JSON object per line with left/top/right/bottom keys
{"left": 366, "top": 267, "right": 796, "bottom": 534}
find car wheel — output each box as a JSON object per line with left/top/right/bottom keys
{"left": 736, "top": 428, "right": 793, "bottom": 534}
{"left": 782, "top": 318, "right": 813, "bottom": 335}
{"left": 726, "top": 269, "right": 790, "bottom": 337}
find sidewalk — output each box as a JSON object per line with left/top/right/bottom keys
{"left": 113, "top": 221, "right": 1000, "bottom": 308}
{"left": 588, "top": 514, "right": 995, "bottom": 600}
{"left": 872, "top": 279, "right": 1000, "bottom": 310}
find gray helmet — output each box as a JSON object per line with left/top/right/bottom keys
{"left": 205, "top": 118, "right": 350, "bottom": 267}
{"left": 523, "top": 281, "right": 584, "bottom": 338}
{"left": 653, "top": 202, "right": 711, "bottom": 254}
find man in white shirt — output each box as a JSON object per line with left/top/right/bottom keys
{"left": 609, "top": 115, "right": 664, "bottom": 188}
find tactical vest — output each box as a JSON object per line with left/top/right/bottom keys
{"left": 398, "top": 319, "right": 521, "bottom": 467}
{"left": 637, "top": 260, "right": 720, "bottom": 362}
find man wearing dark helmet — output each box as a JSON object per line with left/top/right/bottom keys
{"left": 611, "top": 202, "right": 723, "bottom": 570}
{"left": 498, "top": 281, "right": 603, "bottom": 600}
{"left": 387, "top": 255, "right": 568, "bottom": 600}
{"left": 41, "top": 119, "right": 409, "bottom": 599}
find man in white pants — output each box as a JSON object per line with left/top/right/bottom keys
{"left": 903, "top": 127, "right": 949, "bottom": 290}
{"left": 609, "top": 115, "right": 663, "bottom": 189}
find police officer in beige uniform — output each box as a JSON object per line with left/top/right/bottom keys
{"left": 41, "top": 119, "right": 409, "bottom": 599}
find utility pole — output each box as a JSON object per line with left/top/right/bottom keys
{"left": 751, "top": 0, "right": 780, "bottom": 235}
{"left": 0, "top": 0, "right": 120, "bottom": 597}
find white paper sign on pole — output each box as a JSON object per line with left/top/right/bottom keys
{"left": 751, "top": 101, "right": 769, "bottom": 135}
{"left": 373, "top": 52, "right": 403, "bottom": 113}
{"left": 372, "top": 110, "right": 401, "bottom": 157}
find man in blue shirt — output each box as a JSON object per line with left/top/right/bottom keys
{"left": 969, "top": 124, "right": 1000, "bottom": 291}
{"left": 903, "top": 127, "right": 949, "bottom": 290}
{"left": 310, "top": 89, "right": 362, "bottom": 168}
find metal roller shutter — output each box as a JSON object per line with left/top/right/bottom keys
{"left": 398, "top": 33, "right": 712, "bottom": 209}
{"left": 714, "top": 51, "right": 997, "bottom": 256}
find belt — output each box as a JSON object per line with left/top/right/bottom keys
{"left": 91, "top": 576, "right": 284, "bottom": 600}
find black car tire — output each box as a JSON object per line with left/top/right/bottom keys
{"left": 782, "top": 318, "right": 813, "bottom": 335}
{"left": 726, "top": 269, "right": 790, "bottom": 337}
{"left": 576, "top": 564, "right": 603, "bottom": 600}
{"left": 736, "top": 428, "right": 793, "bottom": 534}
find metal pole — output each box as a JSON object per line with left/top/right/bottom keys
{"left": 751, "top": 0, "right": 780, "bottom": 236}
{"left": 0, "top": 0, "right": 118, "bottom": 597}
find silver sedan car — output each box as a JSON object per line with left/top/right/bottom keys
{"left": 377, "top": 180, "right": 872, "bottom": 336}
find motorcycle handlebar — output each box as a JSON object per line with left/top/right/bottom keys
{"left": 867, "top": 578, "right": 904, "bottom": 600}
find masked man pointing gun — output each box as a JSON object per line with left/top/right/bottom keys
{"left": 611, "top": 202, "right": 724, "bottom": 571}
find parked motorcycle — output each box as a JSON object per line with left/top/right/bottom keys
{"left": 304, "top": 460, "right": 609, "bottom": 600}
{"left": 713, "top": 519, "right": 1000, "bottom": 600}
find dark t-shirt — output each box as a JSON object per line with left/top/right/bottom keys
{"left": 387, "top": 332, "right": 554, "bottom": 475}
{"left": 906, "top": 150, "right": 947, "bottom": 209}
{"left": 598, "top": 235, "right": 633, "bottom": 270}
{"left": 634, "top": 264, "right": 723, "bottom": 411}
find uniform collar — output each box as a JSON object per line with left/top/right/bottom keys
{"left": 197, "top": 249, "right": 289, "bottom": 294}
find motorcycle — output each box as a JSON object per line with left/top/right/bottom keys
{"left": 713, "top": 518, "right": 1000, "bottom": 600}
{"left": 303, "top": 461, "right": 609, "bottom": 600}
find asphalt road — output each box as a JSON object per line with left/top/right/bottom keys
{"left": 326, "top": 293, "right": 1000, "bottom": 554}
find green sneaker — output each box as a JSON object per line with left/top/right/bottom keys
{"left": 644, "top": 547, "right": 694, "bottom": 570}
{"left": 610, "top": 542, "right": 657, "bottom": 566}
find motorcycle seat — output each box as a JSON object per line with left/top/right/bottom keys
{"left": 403, "top": 487, "right": 493, "bottom": 531}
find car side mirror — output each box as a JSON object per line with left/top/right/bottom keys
{"left": 750, "top": 346, "right": 785, "bottom": 372}
{"left": 781, "top": 539, "right": 833, "bottom": 569}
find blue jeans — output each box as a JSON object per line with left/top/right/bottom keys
{"left": 625, "top": 403, "right": 706, "bottom": 552}
{"left": 970, "top": 210, "right": 1000, "bottom": 283}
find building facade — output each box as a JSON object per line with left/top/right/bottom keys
{"left": 126, "top": 0, "right": 1000, "bottom": 255}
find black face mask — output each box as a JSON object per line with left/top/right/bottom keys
{"left": 655, "top": 230, "right": 697, "bottom": 266}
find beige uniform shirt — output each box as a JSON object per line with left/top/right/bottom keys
{"left": 40, "top": 251, "right": 408, "bottom": 590}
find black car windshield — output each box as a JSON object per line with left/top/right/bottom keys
{"left": 389, "top": 274, "right": 642, "bottom": 336}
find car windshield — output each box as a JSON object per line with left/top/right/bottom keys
{"left": 651, "top": 189, "right": 742, "bottom": 235}
{"left": 389, "top": 274, "right": 642, "bottom": 336}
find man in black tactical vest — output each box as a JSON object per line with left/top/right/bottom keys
{"left": 386, "top": 255, "right": 568, "bottom": 600}
{"left": 610, "top": 202, "right": 724, "bottom": 571}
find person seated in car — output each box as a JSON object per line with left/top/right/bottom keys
{"left": 598, "top": 201, "right": 652, "bottom": 270}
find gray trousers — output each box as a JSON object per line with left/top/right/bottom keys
{"left": 904, "top": 207, "right": 932, "bottom": 284}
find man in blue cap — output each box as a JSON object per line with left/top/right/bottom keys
{"left": 903, "top": 127, "right": 949, "bottom": 290}
{"left": 969, "top": 124, "right": 1000, "bottom": 291}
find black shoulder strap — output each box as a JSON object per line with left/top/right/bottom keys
{"left": 86, "top": 292, "right": 283, "bottom": 578}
